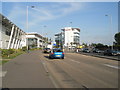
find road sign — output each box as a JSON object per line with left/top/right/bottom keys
{"left": 53, "top": 43, "right": 56, "bottom": 46}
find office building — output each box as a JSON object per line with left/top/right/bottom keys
{"left": 0, "top": 14, "right": 26, "bottom": 49}
{"left": 55, "top": 27, "right": 80, "bottom": 49}
{"left": 26, "top": 32, "right": 47, "bottom": 49}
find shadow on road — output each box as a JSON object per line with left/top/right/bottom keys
{"left": 44, "top": 56, "right": 49, "bottom": 59}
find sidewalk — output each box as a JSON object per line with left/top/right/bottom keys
{"left": 2, "top": 50, "right": 55, "bottom": 88}
{"left": 78, "top": 52, "right": 120, "bottom": 61}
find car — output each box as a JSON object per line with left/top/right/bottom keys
{"left": 43, "top": 48, "right": 51, "bottom": 53}
{"left": 116, "top": 50, "right": 120, "bottom": 56}
{"left": 92, "top": 49, "right": 104, "bottom": 53}
{"left": 82, "top": 48, "right": 90, "bottom": 53}
{"left": 103, "top": 49, "right": 118, "bottom": 56}
{"left": 49, "top": 49, "right": 64, "bottom": 59}
{"left": 117, "top": 51, "right": 120, "bottom": 55}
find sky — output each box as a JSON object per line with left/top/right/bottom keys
{"left": 1, "top": 1, "right": 119, "bottom": 45}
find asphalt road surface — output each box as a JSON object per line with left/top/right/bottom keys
{"left": 2, "top": 50, "right": 119, "bottom": 88}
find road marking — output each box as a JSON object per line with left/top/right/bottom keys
{"left": 41, "top": 61, "right": 49, "bottom": 73}
{"left": 69, "top": 59, "right": 80, "bottom": 64}
{"left": 0, "top": 71, "right": 7, "bottom": 77}
{"left": 104, "top": 64, "right": 120, "bottom": 69}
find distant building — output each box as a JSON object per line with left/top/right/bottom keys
{"left": 55, "top": 32, "right": 64, "bottom": 48}
{"left": 26, "top": 32, "right": 47, "bottom": 49}
{"left": 0, "top": 14, "right": 26, "bottom": 49}
{"left": 55, "top": 27, "right": 80, "bottom": 49}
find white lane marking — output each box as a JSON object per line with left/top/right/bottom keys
{"left": 69, "top": 59, "right": 80, "bottom": 64}
{"left": 0, "top": 71, "right": 7, "bottom": 77}
{"left": 41, "top": 61, "right": 49, "bottom": 73}
{"left": 104, "top": 64, "right": 120, "bottom": 69}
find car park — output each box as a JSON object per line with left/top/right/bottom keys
{"left": 103, "top": 49, "right": 118, "bottom": 56}
{"left": 49, "top": 48, "right": 64, "bottom": 59}
{"left": 82, "top": 48, "right": 90, "bottom": 53}
{"left": 116, "top": 50, "right": 120, "bottom": 56}
{"left": 92, "top": 49, "right": 104, "bottom": 53}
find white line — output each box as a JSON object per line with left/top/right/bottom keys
{"left": 104, "top": 64, "right": 120, "bottom": 69}
{"left": 69, "top": 59, "right": 80, "bottom": 64}
{"left": 41, "top": 61, "right": 49, "bottom": 73}
{"left": 0, "top": 71, "right": 7, "bottom": 77}
{"left": 41, "top": 60, "right": 60, "bottom": 88}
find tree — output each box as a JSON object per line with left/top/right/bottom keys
{"left": 91, "top": 43, "right": 97, "bottom": 47}
{"left": 95, "top": 43, "right": 108, "bottom": 50}
{"left": 114, "top": 32, "right": 120, "bottom": 50}
{"left": 82, "top": 43, "right": 87, "bottom": 47}
{"left": 114, "top": 32, "right": 120, "bottom": 45}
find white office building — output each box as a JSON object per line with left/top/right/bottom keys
{"left": 62, "top": 27, "right": 80, "bottom": 48}
{"left": 55, "top": 27, "right": 80, "bottom": 49}
{"left": 26, "top": 32, "right": 47, "bottom": 49}
{"left": 0, "top": 14, "right": 26, "bottom": 49}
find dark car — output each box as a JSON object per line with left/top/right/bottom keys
{"left": 82, "top": 48, "right": 90, "bottom": 53}
{"left": 117, "top": 51, "right": 120, "bottom": 56}
{"left": 43, "top": 48, "right": 51, "bottom": 53}
{"left": 49, "top": 49, "right": 64, "bottom": 59}
{"left": 104, "top": 50, "right": 118, "bottom": 56}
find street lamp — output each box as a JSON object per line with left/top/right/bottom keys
{"left": 105, "top": 14, "right": 113, "bottom": 50}
{"left": 70, "top": 22, "right": 72, "bottom": 27}
{"left": 26, "top": 6, "right": 35, "bottom": 52}
{"left": 43, "top": 25, "right": 47, "bottom": 48}
{"left": 29, "top": 6, "right": 48, "bottom": 49}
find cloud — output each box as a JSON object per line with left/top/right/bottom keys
{"left": 6, "top": 2, "right": 83, "bottom": 32}
{"left": 28, "top": 3, "right": 83, "bottom": 26}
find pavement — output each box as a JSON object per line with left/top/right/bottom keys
{"left": 65, "top": 50, "right": 119, "bottom": 61}
{"left": 2, "top": 50, "right": 55, "bottom": 88}
{"left": 77, "top": 52, "right": 120, "bottom": 61}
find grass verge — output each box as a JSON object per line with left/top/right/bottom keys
{"left": 0, "top": 51, "right": 25, "bottom": 65}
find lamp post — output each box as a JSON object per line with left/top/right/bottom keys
{"left": 43, "top": 25, "right": 47, "bottom": 48}
{"left": 105, "top": 14, "right": 113, "bottom": 50}
{"left": 70, "top": 22, "right": 72, "bottom": 27}
{"left": 26, "top": 6, "right": 35, "bottom": 52}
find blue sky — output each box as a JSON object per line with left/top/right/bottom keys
{"left": 1, "top": 2, "right": 118, "bottom": 45}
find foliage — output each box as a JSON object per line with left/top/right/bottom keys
{"left": 22, "top": 46, "right": 27, "bottom": 51}
{"left": 82, "top": 43, "right": 88, "bottom": 47}
{"left": 1, "top": 49, "right": 15, "bottom": 57}
{"left": 114, "top": 32, "right": 120, "bottom": 45}
{"left": 89, "top": 43, "right": 109, "bottom": 50}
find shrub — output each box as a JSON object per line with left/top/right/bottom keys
{"left": 22, "top": 46, "right": 27, "bottom": 51}
{"left": 1, "top": 49, "right": 15, "bottom": 57}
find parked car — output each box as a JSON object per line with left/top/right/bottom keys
{"left": 92, "top": 49, "right": 104, "bottom": 53}
{"left": 116, "top": 50, "right": 120, "bottom": 56}
{"left": 43, "top": 48, "right": 51, "bottom": 53}
{"left": 104, "top": 49, "right": 118, "bottom": 56}
{"left": 82, "top": 48, "right": 90, "bottom": 53}
{"left": 49, "top": 48, "right": 64, "bottom": 59}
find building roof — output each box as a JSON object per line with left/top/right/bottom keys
{"left": 61, "top": 27, "right": 80, "bottom": 32}
{"left": 26, "top": 32, "right": 44, "bottom": 38}
{"left": 0, "top": 13, "right": 26, "bottom": 33}
{"left": 55, "top": 32, "right": 62, "bottom": 36}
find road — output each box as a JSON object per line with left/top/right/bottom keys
{"left": 2, "top": 50, "right": 119, "bottom": 88}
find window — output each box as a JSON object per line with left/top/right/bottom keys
{"left": 5, "top": 30, "right": 11, "bottom": 36}
{"left": 74, "top": 32, "right": 80, "bottom": 35}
